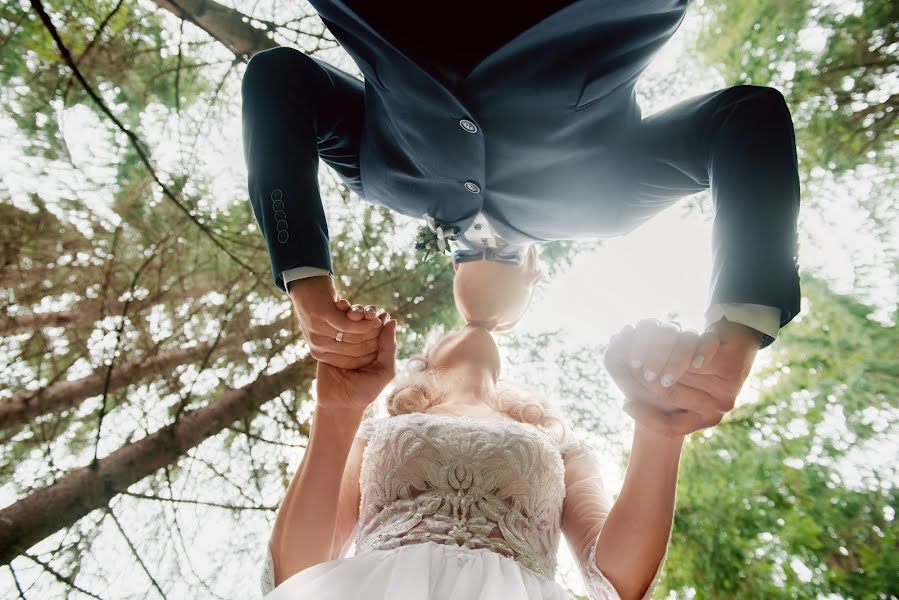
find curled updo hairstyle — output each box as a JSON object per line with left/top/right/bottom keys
{"left": 382, "top": 341, "right": 580, "bottom": 452}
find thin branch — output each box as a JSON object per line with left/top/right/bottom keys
{"left": 8, "top": 564, "right": 27, "bottom": 599}
{"left": 0, "top": 6, "right": 28, "bottom": 52}
{"left": 158, "top": 469, "right": 231, "bottom": 600}
{"left": 29, "top": 0, "right": 261, "bottom": 279}
{"left": 118, "top": 489, "right": 277, "bottom": 511}
{"left": 185, "top": 454, "right": 262, "bottom": 506}
{"left": 227, "top": 424, "right": 307, "bottom": 448}
{"left": 105, "top": 509, "right": 168, "bottom": 599}
{"left": 60, "top": 0, "right": 127, "bottom": 104}
{"left": 22, "top": 553, "right": 106, "bottom": 600}
{"left": 92, "top": 234, "right": 178, "bottom": 465}
{"left": 175, "top": 17, "right": 184, "bottom": 114}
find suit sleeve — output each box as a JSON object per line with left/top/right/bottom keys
{"left": 241, "top": 48, "right": 340, "bottom": 292}
{"left": 626, "top": 85, "right": 801, "bottom": 333}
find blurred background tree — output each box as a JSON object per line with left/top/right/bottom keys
{"left": 663, "top": 276, "right": 897, "bottom": 598}
{"left": 692, "top": 0, "right": 897, "bottom": 179}
{"left": 0, "top": 0, "right": 895, "bottom": 598}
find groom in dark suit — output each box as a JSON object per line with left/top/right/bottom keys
{"left": 240, "top": 0, "right": 801, "bottom": 434}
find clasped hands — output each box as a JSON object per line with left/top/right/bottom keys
{"left": 604, "top": 318, "right": 762, "bottom": 437}
{"left": 288, "top": 275, "right": 388, "bottom": 369}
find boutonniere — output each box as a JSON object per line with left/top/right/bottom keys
{"left": 416, "top": 215, "right": 458, "bottom": 261}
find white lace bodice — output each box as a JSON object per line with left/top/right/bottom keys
{"left": 261, "top": 412, "right": 665, "bottom": 598}
{"left": 354, "top": 412, "right": 570, "bottom": 578}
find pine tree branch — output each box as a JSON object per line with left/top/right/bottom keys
{"left": 151, "top": 0, "right": 277, "bottom": 60}
{"left": 28, "top": 0, "right": 262, "bottom": 282}
{"left": 60, "top": 0, "right": 128, "bottom": 105}
{"left": 1, "top": 316, "right": 292, "bottom": 430}
{"left": 0, "top": 351, "right": 313, "bottom": 566}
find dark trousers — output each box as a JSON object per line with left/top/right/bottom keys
{"left": 242, "top": 46, "right": 800, "bottom": 324}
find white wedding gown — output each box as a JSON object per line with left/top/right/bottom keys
{"left": 260, "top": 412, "right": 665, "bottom": 599}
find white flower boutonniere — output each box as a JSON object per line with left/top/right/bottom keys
{"left": 416, "top": 215, "right": 458, "bottom": 261}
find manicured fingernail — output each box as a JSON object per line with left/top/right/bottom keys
{"left": 630, "top": 359, "right": 642, "bottom": 369}
{"left": 660, "top": 373, "right": 674, "bottom": 387}
{"left": 692, "top": 355, "right": 704, "bottom": 369}
{"left": 643, "top": 370, "right": 657, "bottom": 382}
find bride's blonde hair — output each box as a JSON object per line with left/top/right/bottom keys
{"left": 381, "top": 340, "right": 579, "bottom": 450}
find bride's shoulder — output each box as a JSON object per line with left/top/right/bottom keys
{"left": 556, "top": 434, "right": 592, "bottom": 463}
{"left": 354, "top": 414, "right": 394, "bottom": 440}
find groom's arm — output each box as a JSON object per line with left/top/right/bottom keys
{"left": 704, "top": 87, "right": 801, "bottom": 341}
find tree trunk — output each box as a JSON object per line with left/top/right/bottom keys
{"left": 0, "top": 356, "right": 314, "bottom": 566}
{"left": 150, "top": 0, "right": 278, "bottom": 59}
{"left": 0, "top": 317, "right": 293, "bottom": 430}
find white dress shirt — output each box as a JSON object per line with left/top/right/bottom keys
{"left": 283, "top": 212, "right": 781, "bottom": 345}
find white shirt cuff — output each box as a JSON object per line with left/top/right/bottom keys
{"left": 282, "top": 267, "right": 331, "bottom": 292}
{"left": 705, "top": 303, "right": 781, "bottom": 342}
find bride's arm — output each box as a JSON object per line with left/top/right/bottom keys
{"left": 266, "top": 312, "right": 397, "bottom": 591}
{"left": 595, "top": 424, "right": 683, "bottom": 599}
{"left": 560, "top": 424, "right": 683, "bottom": 600}
{"left": 267, "top": 404, "right": 366, "bottom": 587}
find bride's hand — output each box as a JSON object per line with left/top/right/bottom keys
{"left": 604, "top": 319, "right": 721, "bottom": 435}
{"left": 315, "top": 305, "right": 398, "bottom": 415}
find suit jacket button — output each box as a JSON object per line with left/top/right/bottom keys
{"left": 271, "top": 189, "right": 283, "bottom": 201}
{"left": 277, "top": 230, "right": 289, "bottom": 243}
{"left": 464, "top": 181, "right": 480, "bottom": 193}
{"left": 459, "top": 119, "right": 478, "bottom": 133}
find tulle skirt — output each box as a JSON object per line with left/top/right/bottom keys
{"left": 262, "top": 541, "right": 573, "bottom": 599}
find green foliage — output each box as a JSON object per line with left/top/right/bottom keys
{"left": 663, "top": 275, "right": 898, "bottom": 598}
{"left": 0, "top": 0, "right": 218, "bottom": 160}
{"left": 692, "top": 0, "right": 898, "bottom": 177}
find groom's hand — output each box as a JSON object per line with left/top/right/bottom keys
{"left": 605, "top": 319, "right": 761, "bottom": 436}
{"left": 288, "top": 275, "right": 384, "bottom": 369}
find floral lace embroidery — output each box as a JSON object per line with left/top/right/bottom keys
{"left": 354, "top": 412, "right": 568, "bottom": 580}
{"left": 261, "top": 544, "right": 275, "bottom": 595}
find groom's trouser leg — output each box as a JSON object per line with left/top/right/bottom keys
{"left": 241, "top": 47, "right": 365, "bottom": 291}
{"left": 620, "top": 84, "right": 801, "bottom": 328}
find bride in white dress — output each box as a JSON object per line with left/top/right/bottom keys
{"left": 258, "top": 300, "right": 718, "bottom": 599}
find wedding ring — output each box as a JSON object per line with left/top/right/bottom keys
{"left": 335, "top": 331, "right": 344, "bottom": 342}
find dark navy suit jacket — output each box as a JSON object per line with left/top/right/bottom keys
{"left": 242, "top": 0, "right": 801, "bottom": 337}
